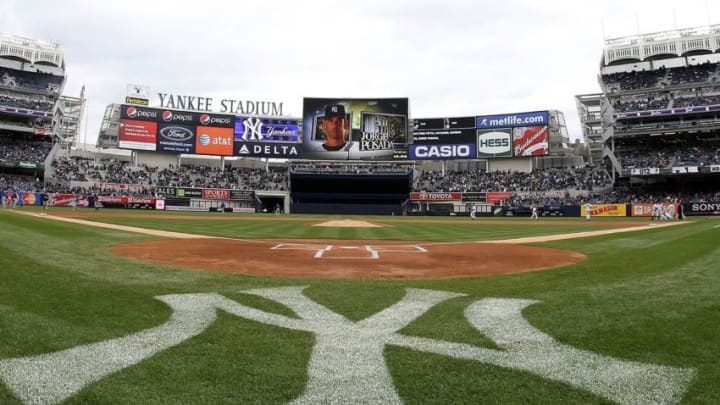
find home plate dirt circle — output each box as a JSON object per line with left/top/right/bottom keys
{"left": 111, "top": 238, "right": 586, "bottom": 280}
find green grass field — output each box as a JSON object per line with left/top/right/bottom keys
{"left": 1, "top": 208, "right": 718, "bottom": 404}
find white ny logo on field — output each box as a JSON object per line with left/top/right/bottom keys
{"left": 0, "top": 288, "right": 694, "bottom": 405}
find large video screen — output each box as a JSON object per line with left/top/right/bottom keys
{"left": 302, "top": 98, "right": 409, "bottom": 160}
{"left": 411, "top": 116, "right": 476, "bottom": 145}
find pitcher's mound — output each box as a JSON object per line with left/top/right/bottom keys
{"left": 313, "top": 220, "right": 383, "bottom": 228}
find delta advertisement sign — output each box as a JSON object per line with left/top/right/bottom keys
{"left": 233, "top": 116, "right": 302, "bottom": 158}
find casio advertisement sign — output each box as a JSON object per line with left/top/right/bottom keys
{"left": 408, "top": 144, "right": 474, "bottom": 160}
{"left": 476, "top": 129, "right": 512, "bottom": 157}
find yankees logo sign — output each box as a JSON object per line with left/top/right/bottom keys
{"left": 0, "top": 287, "right": 693, "bottom": 405}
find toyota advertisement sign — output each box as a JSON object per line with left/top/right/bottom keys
{"left": 409, "top": 192, "right": 462, "bottom": 201}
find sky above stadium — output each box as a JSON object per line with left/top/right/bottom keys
{"left": 2, "top": 0, "right": 718, "bottom": 145}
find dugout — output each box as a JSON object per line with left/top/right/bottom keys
{"left": 290, "top": 170, "right": 412, "bottom": 215}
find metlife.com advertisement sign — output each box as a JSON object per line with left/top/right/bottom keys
{"left": 476, "top": 111, "right": 549, "bottom": 129}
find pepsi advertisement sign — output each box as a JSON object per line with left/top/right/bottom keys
{"left": 234, "top": 117, "right": 300, "bottom": 142}
{"left": 157, "top": 123, "right": 196, "bottom": 154}
{"left": 409, "top": 144, "right": 474, "bottom": 160}
{"left": 121, "top": 105, "right": 233, "bottom": 128}
{"left": 476, "top": 111, "right": 549, "bottom": 129}
{"left": 121, "top": 105, "right": 160, "bottom": 121}
{"left": 198, "top": 113, "right": 234, "bottom": 128}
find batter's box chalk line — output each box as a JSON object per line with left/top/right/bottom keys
{"left": 270, "top": 243, "right": 427, "bottom": 259}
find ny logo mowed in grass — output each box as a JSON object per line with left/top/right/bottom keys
{"left": 0, "top": 287, "right": 694, "bottom": 405}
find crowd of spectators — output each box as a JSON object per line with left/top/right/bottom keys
{"left": 599, "top": 187, "right": 720, "bottom": 204}
{"left": 673, "top": 94, "right": 720, "bottom": 108}
{"left": 154, "top": 165, "right": 287, "bottom": 191}
{"left": 616, "top": 139, "right": 720, "bottom": 168}
{"left": 602, "top": 64, "right": 718, "bottom": 93}
{"left": 414, "top": 167, "right": 612, "bottom": 193}
{"left": 1, "top": 69, "right": 64, "bottom": 93}
{"left": 668, "top": 63, "right": 717, "bottom": 86}
{"left": 0, "top": 174, "right": 44, "bottom": 193}
{"left": 48, "top": 157, "right": 290, "bottom": 193}
{"left": 0, "top": 91, "right": 55, "bottom": 112}
{"left": 602, "top": 68, "right": 665, "bottom": 91}
{"left": 0, "top": 135, "right": 52, "bottom": 164}
{"left": 614, "top": 95, "right": 669, "bottom": 112}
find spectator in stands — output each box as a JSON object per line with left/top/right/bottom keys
{"left": 320, "top": 104, "right": 349, "bottom": 151}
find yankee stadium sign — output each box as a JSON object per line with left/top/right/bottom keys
{"left": 158, "top": 93, "right": 284, "bottom": 116}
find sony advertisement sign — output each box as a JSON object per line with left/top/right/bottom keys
{"left": 157, "top": 92, "right": 284, "bottom": 116}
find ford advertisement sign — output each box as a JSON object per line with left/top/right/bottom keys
{"left": 157, "top": 124, "right": 195, "bottom": 154}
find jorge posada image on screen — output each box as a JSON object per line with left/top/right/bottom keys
{"left": 357, "top": 112, "right": 407, "bottom": 151}
{"left": 301, "top": 97, "right": 409, "bottom": 160}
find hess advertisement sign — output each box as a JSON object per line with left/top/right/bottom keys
{"left": 476, "top": 129, "right": 512, "bottom": 158}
